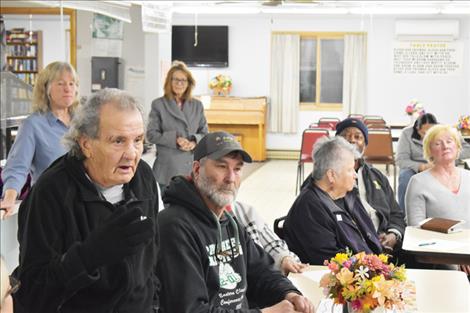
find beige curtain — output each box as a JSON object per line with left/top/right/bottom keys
{"left": 343, "top": 34, "right": 367, "bottom": 115}
{"left": 268, "top": 34, "right": 299, "bottom": 133}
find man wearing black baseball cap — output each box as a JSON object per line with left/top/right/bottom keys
{"left": 157, "top": 131, "right": 314, "bottom": 313}
{"left": 335, "top": 118, "right": 405, "bottom": 254}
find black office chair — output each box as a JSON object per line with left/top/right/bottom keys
{"left": 273, "top": 216, "right": 287, "bottom": 240}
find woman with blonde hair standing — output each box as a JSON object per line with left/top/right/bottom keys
{"left": 1, "top": 62, "right": 79, "bottom": 218}
{"left": 146, "top": 61, "right": 208, "bottom": 191}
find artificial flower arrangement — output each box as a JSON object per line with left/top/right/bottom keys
{"left": 209, "top": 74, "right": 232, "bottom": 96}
{"left": 405, "top": 99, "right": 425, "bottom": 116}
{"left": 456, "top": 115, "right": 470, "bottom": 136}
{"left": 320, "top": 250, "right": 416, "bottom": 313}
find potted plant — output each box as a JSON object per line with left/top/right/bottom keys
{"left": 457, "top": 115, "right": 470, "bottom": 136}
{"left": 209, "top": 74, "right": 232, "bottom": 96}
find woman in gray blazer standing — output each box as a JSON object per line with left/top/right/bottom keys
{"left": 146, "top": 61, "right": 208, "bottom": 190}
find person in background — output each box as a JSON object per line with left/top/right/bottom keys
{"left": 0, "top": 61, "right": 79, "bottom": 219}
{"left": 14, "top": 89, "right": 160, "bottom": 312}
{"left": 336, "top": 118, "right": 405, "bottom": 253}
{"left": 405, "top": 125, "right": 470, "bottom": 275}
{"left": 0, "top": 256, "right": 15, "bottom": 313}
{"left": 158, "top": 131, "right": 313, "bottom": 313}
{"left": 230, "top": 201, "right": 308, "bottom": 275}
{"left": 146, "top": 60, "right": 208, "bottom": 191}
{"left": 285, "top": 137, "right": 383, "bottom": 265}
{"left": 396, "top": 113, "right": 438, "bottom": 211}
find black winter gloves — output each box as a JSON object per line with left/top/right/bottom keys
{"left": 79, "top": 206, "right": 154, "bottom": 272}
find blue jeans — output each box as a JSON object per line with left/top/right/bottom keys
{"left": 398, "top": 168, "right": 416, "bottom": 214}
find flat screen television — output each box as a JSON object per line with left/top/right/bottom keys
{"left": 172, "top": 25, "right": 228, "bottom": 68}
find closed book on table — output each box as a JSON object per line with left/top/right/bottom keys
{"left": 419, "top": 217, "right": 465, "bottom": 234}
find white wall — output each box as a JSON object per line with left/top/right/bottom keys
{"left": 5, "top": 11, "right": 470, "bottom": 151}
{"left": 168, "top": 13, "right": 470, "bottom": 150}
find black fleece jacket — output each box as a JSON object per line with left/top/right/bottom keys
{"left": 359, "top": 161, "right": 405, "bottom": 237}
{"left": 285, "top": 177, "right": 383, "bottom": 265}
{"left": 158, "top": 176, "right": 299, "bottom": 313}
{"left": 15, "top": 153, "right": 160, "bottom": 313}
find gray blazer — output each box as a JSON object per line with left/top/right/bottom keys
{"left": 146, "top": 96, "right": 208, "bottom": 185}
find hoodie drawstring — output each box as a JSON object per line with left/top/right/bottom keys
{"left": 212, "top": 211, "right": 240, "bottom": 263}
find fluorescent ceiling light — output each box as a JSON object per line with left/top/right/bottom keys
{"left": 27, "top": 0, "right": 132, "bottom": 22}
{"left": 349, "top": 7, "right": 441, "bottom": 15}
{"left": 262, "top": 7, "right": 349, "bottom": 14}
{"left": 172, "top": 6, "right": 260, "bottom": 15}
{"left": 439, "top": 6, "right": 470, "bottom": 14}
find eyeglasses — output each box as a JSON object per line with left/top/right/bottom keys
{"left": 172, "top": 78, "right": 188, "bottom": 84}
{"left": 6, "top": 276, "right": 20, "bottom": 296}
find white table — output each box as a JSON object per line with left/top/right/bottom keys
{"left": 289, "top": 266, "right": 470, "bottom": 313}
{"left": 402, "top": 226, "right": 470, "bottom": 265}
{"left": 0, "top": 201, "right": 21, "bottom": 272}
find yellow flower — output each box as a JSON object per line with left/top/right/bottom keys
{"left": 393, "top": 265, "right": 407, "bottom": 281}
{"left": 336, "top": 267, "right": 354, "bottom": 286}
{"left": 334, "top": 253, "right": 349, "bottom": 264}
{"left": 373, "top": 278, "right": 394, "bottom": 305}
{"left": 378, "top": 254, "right": 388, "bottom": 263}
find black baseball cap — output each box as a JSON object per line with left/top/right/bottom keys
{"left": 194, "top": 131, "right": 252, "bottom": 163}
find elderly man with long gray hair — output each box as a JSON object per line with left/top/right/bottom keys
{"left": 285, "top": 136, "right": 383, "bottom": 265}
{"left": 14, "top": 88, "right": 161, "bottom": 313}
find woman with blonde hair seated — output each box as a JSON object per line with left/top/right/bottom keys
{"left": 405, "top": 124, "right": 470, "bottom": 274}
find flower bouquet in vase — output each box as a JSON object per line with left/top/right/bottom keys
{"left": 320, "top": 250, "right": 416, "bottom": 313}
{"left": 405, "top": 99, "right": 425, "bottom": 125}
{"left": 456, "top": 115, "right": 470, "bottom": 136}
{"left": 209, "top": 74, "right": 232, "bottom": 96}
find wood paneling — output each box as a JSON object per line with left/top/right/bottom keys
{"left": 205, "top": 96, "right": 267, "bottom": 161}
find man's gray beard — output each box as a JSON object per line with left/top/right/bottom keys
{"left": 195, "top": 168, "right": 238, "bottom": 208}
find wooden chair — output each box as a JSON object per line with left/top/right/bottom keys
{"left": 318, "top": 117, "right": 340, "bottom": 130}
{"left": 348, "top": 113, "right": 364, "bottom": 120}
{"left": 363, "top": 127, "right": 397, "bottom": 193}
{"left": 364, "top": 117, "right": 387, "bottom": 129}
{"left": 296, "top": 128, "right": 330, "bottom": 194}
{"left": 364, "top": 115, "right": 386, "bottom": 126}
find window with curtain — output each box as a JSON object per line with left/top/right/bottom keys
{"left": 300, "top": 33, "right": 345, "bottom": 111}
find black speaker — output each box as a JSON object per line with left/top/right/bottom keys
{"left": 91, "top": 57, "right": 123, "bottom": 92}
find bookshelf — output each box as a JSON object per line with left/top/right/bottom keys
{"left": 6, "top": 28, "right": 42, "bottom": 85}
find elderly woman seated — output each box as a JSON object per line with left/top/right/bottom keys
{"left": 405, "top": 124, "right": 470, "bottom": 274}
{"left": 284, "top": 136, "right": 383, "bottom": 265}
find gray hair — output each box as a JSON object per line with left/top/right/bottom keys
{"left": 63, "top": 88, "right": 144, "bottom": 159}
{"left": 311, "top": 136, "right": 359, "bottom": 181}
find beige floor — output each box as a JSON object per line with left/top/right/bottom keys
{"left": 236, "top": 160, "right": 397, "bottom": 230}
{"left": 143, "top": 151, "right": 396, "bottom": 229}
{"left": 237, "top": 160, "right": 303, "bottom": 228}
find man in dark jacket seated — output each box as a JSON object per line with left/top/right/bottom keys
{"left": 335, "top": 118, "right": 405, "bottom": 253}
{"left": 285, "top": 136, "right": 383, "bottom": 265}
{"left": 14, "top": 89, "right": 160, "bottom": 313}
{"left": 157, "top": 131, "right": 314, "bottom": 313}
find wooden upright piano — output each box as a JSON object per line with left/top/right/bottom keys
{"left": 203, "top": 96, "right": 266, "bottom": 161}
